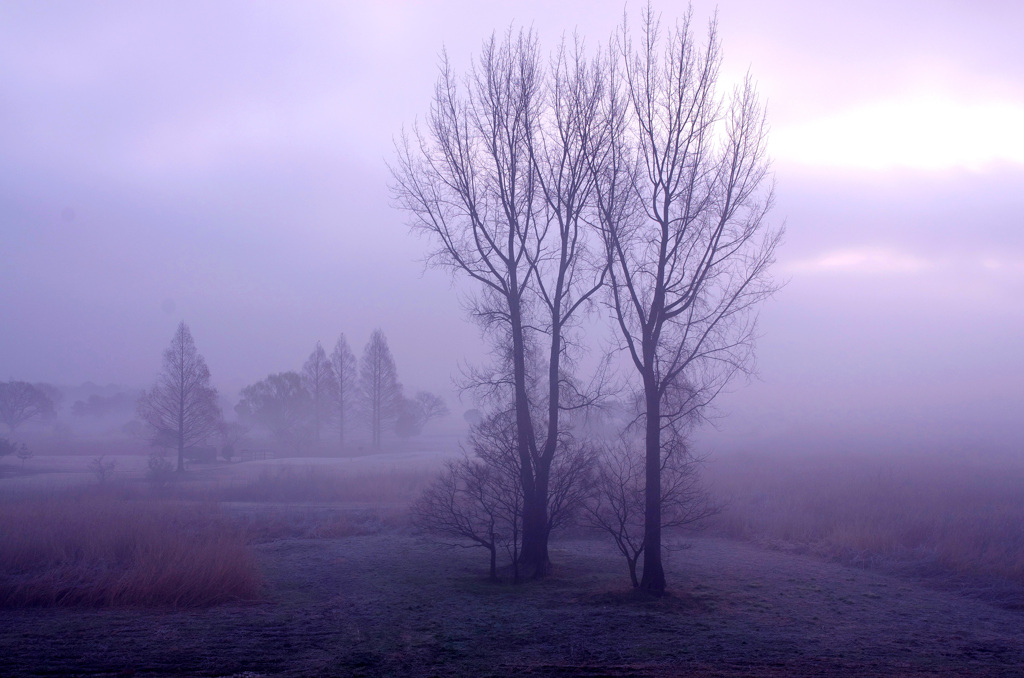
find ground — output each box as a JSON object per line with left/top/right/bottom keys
{"left": 3, "top": 529, "right": 1024, "bottom": 676}
{"left": 2, "top": 454, "right": 1023, "bottom": 676}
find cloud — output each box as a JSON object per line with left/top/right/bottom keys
{"left": 772, "top": 95, "right": 1024, "bottom": 172}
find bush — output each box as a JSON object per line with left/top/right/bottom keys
{"left": 89, "top": 455, "right": 116, "bottom": 483}
{"left": 146, "top": 451, "right": 176, "bottom": 488}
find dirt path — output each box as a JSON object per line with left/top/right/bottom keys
{"left": 2, "top": 533, "right": 1022, "bottom": 677}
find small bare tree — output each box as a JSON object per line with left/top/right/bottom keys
{"left": 395, "top": 391, "right": 450, "bottom": 438}
{"left": 415, "top": 408, "right": 595, "bottom": 582}
{"left": 302, "top": 341, "right": 337, "bottom": 445}
{"left": 0, "top": 382, "right": 56, "bottom": 433}
{"left": 89, "top": 455, "right": 116, "bottom": 483}
{"left": 137, "top": 322, "right": 223, "bottom": 473}
{"left": 587, "top": 428, "right": 717, "bottom": 587}
{"left": 0, "top": 437, "right": 15, "bottom": 463}
{"left": 330, "top": 333, "right": 358, "bottom": 450}
{"left": 359, "top": 329, "right": 403, "bottom": 450}
{"left": 591, "top": 7, "right": 781, "bottom": 594}
{"left": 412, "top": 454, "right": 518, "bottom": 581}
{"left": 16, "top": 444, "right": 33, "bottom": 467}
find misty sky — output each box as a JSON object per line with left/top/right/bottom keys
{"left": 2, "top": 1, "right": 1022, "bottom": 453}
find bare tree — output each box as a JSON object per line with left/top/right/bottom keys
{"left": 137, "top": 322, "right": 223, "bottom": 473}
{"left": 89, "top": 455, "right": 116, "bottom": 483}
{"left": 235, "top": 372, "right": 312, "bottom": 453}
{"left": 0, "top": 438, "right": 28, "bottom": 468}
{"left": 395, "top": 391, "right": 450, "bottom": 438}
{"left": 16, "top": 443, "right": 33, "bottom": 467}
{"left": 219, "top": 421, "right": 247, "bottom": 462}
{"left": 392, "top": 28, "right": 606, "bottom": 577}
{"left": 412, "top": 454, "right": 517, "bottom": 581}
{"left": 587, "top": 428, "right": 717, "bottom": 587}
{"left": 359, "top": 329, "right": 403, "bottom": 450}
{"left": 591, "top": 7, "right": 781, "bottom": 593}
{"left": 330, "top": 333, "right": 358, "bottom": 450}
{"left": 0, "top": 381, "right": 56, "bottom": 433}
{"left": 302, "top": 341, "right": 337, "bottom": 445}
{"left": 415, "top": 408, "right": 594, "bottom": 582}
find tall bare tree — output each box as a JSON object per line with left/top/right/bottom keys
{"left": 392, "top": 29, "right": 605, "bottom": 577}
{"left": 591, "top": 7, "right": 781, "bottom": 593}
{"left": 137, "top": 322, "right": 223, "bottom": 473}
{"left": 359, "top": 329, "right": 402, "bottom": 450}
{"left": 0, "top": 382, "right": 55, "bottom": 433}
{"left": 302, "top": 341, "right": 337, "bottom": 445}
{"left": 330, "top": 333, "right": 357, "bottom": 450}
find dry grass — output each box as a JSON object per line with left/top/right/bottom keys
{"left": 0, "top": 488, "right": 262, "bottom": 608}
{"left": 708, "top": 450, "right": 1024, "bottom": 583}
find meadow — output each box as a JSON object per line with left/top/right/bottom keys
{"left": 1, "top": 448, "right": 1023, "bottom": 676}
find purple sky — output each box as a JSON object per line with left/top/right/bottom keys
{"left": 2, "top": 1, "right": 1022, "bottom": 452}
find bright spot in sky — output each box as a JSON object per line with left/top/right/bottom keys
{"left": 786, "top": 248, "right": 933, "bottom": 275}
{"left": 772, "top": 96, "right": 1024, "bottom": 171}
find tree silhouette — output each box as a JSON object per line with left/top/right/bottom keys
{"left": 395, "top": 391, "right": 449, "bottom": 438}
{"left": 591, "top": 7, "right": 781, "bottom": 593}
{"left": 586, "top": 429, "right": 717, "bottom": 588}
{"left": 330, "top": 333, "right": 357, "bottom": 450}
{"left": 392, "top": 29, "right": 606, "bottom": 577}
{"left": 137, "top": 322, "right": 223, "bottom": 473}
{"left": 0, "top": 382, "right": 56, "bottom": 433}
{"left": 302, "top": 341, "right": 336, "bottom": 445}
{"left": 236, "top": 372, "right": 312, "bottom": 453}
{"left": 359, "top": 329, "right": 402, "bottom": 450}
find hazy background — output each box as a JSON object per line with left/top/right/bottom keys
{"left": 2, "top": 0, "right": 1021, "bottom": 454}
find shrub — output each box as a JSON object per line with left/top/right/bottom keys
{"left": 146, "top": 451, "right": 176, "bottom": 488}
{"left": 89, "top": 455, "right": 116, "bottom": 483}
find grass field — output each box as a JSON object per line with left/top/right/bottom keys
{"left": 2, "top": 450, "right": 1023, "bottom": 675}
{"left": 708, "top": 449, "right": 1024, "bottom": 587}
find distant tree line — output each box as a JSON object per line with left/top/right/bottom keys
{"left": 133, "top": 323, "right": 449, "bottom": 472}
{"left": 234, "top": 328, "right": 448, "bottom": 454}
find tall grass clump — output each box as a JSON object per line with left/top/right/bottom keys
{"left": 0, "top": 489, "right": 262, "bottom": 608}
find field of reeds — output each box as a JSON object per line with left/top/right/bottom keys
{"left": 0, "top": 489, "right": 262, "bottom": 608}
{"left": 0, "top": 459, "right": 436, "bottom": 609}
{"left": 707, "top": 449, "right": 1024, "bottom": 588}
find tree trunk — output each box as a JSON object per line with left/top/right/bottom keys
{"left": 640, "top": 380, "right": 665, "bottom": 594}
{"left": 489, "top": 545, "right": 497, "bottom": 582}
{"left": 628, "top": 554, "right": 640, "bottom": 588}
{"left": 338, "top": 397, "right": 345, "bottom": 453}
{"left": 521, "top": 459, "right": 551, "bottom": 577}
{"left": 177, "top": 371, "right": 186, "bottom": 473}
{"left": 508, "top": 290, "right": 550, "bottom": 578}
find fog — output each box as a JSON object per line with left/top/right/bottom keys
{"left": 4, "top": 2, "right": 1024, "bottom": 674}
{"left": 2, "top": 0, "right": 1021, "bottom": 459}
